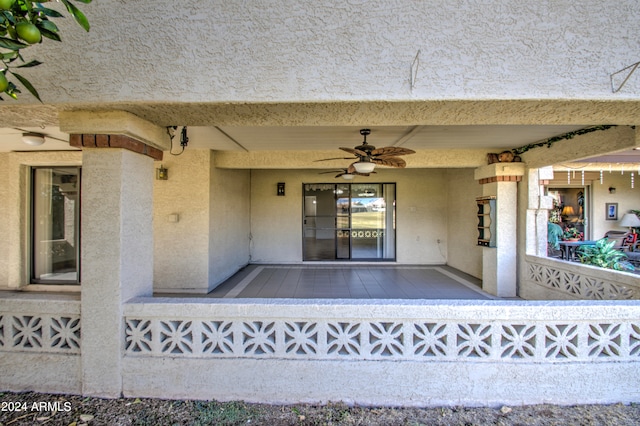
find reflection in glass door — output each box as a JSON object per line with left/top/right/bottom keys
{"left": 303, "top": 184, "right": 337, "bottom": 260}
{"left": 350, "top": 183, "right": 395, "bottom": 260}
{"left": 303, "top": 183, "right": 395, "bottom": 261}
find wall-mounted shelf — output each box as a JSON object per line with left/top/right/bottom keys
{"left": 476, "top": 196, "right": 496, "bottom": 247}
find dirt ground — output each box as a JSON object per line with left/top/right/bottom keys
{"left": 1, "top": 392, "right": 638, "bottom": 425}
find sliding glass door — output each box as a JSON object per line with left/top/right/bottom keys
{"left": 303, "top": 183, "right": 395, "bottom": 261}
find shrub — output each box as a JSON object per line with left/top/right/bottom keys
{"left": 577, "top": 239, "right": 634, "bottom": 272}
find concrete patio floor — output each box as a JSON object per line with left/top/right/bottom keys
{"left": 158, "top": 264, "right": 500, "bottom": 299}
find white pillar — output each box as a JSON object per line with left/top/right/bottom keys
{"left": 475, "top": 163, "right": 525, "bottom": 297}
{"left": 525, "top": 167, "right": 555, "bottom": 257}
{"left": 80, "top": 148, "right": 154, "bottom": 397}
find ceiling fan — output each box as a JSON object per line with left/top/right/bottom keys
{"left": 319, "top": 166, "right": 377, "bottom": 180}
{"left": 316, "top": 128, "right": 416, "bottom": 174}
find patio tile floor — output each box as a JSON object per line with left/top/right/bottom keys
{"left": 160, "top": 264, "right": 500, "bottom": 300}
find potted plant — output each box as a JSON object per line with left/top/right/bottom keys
{"left": 548, "top": 222, "right": 564, "bottom": 250}
{"left": 577, "top": 239, "right": 635, "bottom": 272}
{"left": 562, "top": 226, "right": 583, "bottom": 241}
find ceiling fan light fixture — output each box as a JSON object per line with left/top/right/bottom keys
{"left": 22, "top": 132, "right": 45, "bottom": 146}
{"left": 353, "top": 160, "right": 376, "bottom": 174}
{"left": 342, "top": 173, "right": 355, "bottom": 180}
{"left": 315, "top": 128, "right": 414, "bottom": 171}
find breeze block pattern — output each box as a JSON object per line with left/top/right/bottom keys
{"left": 124, "top": 303, "right": 640, "bottom": 363}
{"left": 526, "top": 258, "right": 639, "bottom": 300}
{"left": 0, "top": 314, "right": 81, "bottom": 354}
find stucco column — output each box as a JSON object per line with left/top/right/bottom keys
{"left": 79, "top": 148, "right": 154, "bottom": 396}
{"left": 60, "top": 112, "right": 171, "bottom": 397}
{"left": 474, "top": 163, "right": 525, "bottom": 297}
{"left": 525, "top": 167, "right": 555, "bottom": 257}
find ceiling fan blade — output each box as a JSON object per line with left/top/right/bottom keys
{"left": 372, "top": 157, "right": 407, "bottom": 168}
{"left": 370, "top": 146, "right": 416, "bottom": 156}
{"left": 340, "top": 147, "right": 368, "bottom": 157}
{"left": 313, "top": 157, "right": 353, "bottom": 162}
{"left": 339, "top": 147, "right": 358, "bottom": 154}
{"left": 319, "top": 170, "right": 346, "bottom": 174}
{"left": 347, "top": 163, "right": 357, "bottom": 173}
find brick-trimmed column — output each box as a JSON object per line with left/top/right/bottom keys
{"left": 61, "top": 112, "right": 167, "bottom": 397}
{"left": 70, "top": 133, "right": 163, "bottom": 161}
{"left": 478, "top": 175, "right": 522, "bottom": 184}
{"left": 474, "top": 163, "right": 525, "bottom": 297}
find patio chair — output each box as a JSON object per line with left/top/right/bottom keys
{"left": 626, "top": 238, "right": 640, "bottom": 267}
{"left": 603, "top": 231, "right": 632, "bottom": 251}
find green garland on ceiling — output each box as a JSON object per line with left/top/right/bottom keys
{"left": 511, "top": 125, "right": 618, "bottom": 155}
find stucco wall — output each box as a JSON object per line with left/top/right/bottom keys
{"left": 445, "top": 169, "right": 483, "bottom": 279}
{"left": 209, "top": 155, "right": 251, "bottom": 289}
{"left": 0, "top": 153, "right": 8, "bottom": 287}
{"left": 250, "top": 170, "right": 304, "bottom": 263}
{"left": 153, "top": 150, "right": 211, "bottom": 293}
{"left": 395, "top": 169, "right": 448, "bottom": 264}
{"left": 18, "top": 1, "right": 640, "bottom": 105}
{"left": 249, "top": 168, "right": 477, "bottom": 265}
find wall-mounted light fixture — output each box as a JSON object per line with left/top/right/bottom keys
{"left": 609, "top": 186, "right": 616, "bottom": 194}
{"left": 277, "top": 182, "right": 285, "bottom": 196}
{"left": 22, "top": 132, "right": 45, "bottom": 146}
{"left": 156, "top": 164, "right": 168, "bottom": 180}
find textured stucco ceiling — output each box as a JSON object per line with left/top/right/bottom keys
{"left": 1, "top": 101, "right": 639, "bottom": 169}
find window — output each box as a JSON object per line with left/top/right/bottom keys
{"left": 31, "top": 167, "right": 81, "bottom": 284}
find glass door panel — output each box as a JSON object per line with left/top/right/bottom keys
{"left": 303, "top": 184, "right": 337, "bottom": 260}
{"left": 335, "top": 184, "right": 351, "bottom": 259}
{"left": 352, "top": 184, "right": 386, "bottom": 259}
{"left": 303, "top": 183, "right": 395, "bottom": 261}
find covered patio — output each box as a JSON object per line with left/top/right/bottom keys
{"left": 1, "top": 0, "right": 639, "bottom": 408}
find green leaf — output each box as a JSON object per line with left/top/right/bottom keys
{"left": 0, "top": 36, "right": 27, "bottom": 50}
{"left": 60, "top": 0, "right": 90, "bottom": 31}
{"left": 72, "top": 0, "right": 93, "bottom": 4}
{"left": 39, "top": 26, "right": 61, "bottom": 41}
{"left": 16, "top": 59, "right": 42, "bottom": 68}
{"left": 10, "top": 71, "right": 41, "bottom": 102}
{"left": 38, "top": 19, "right": 59, "bottom": 34}
{"left": 0, "top": 50, "right": 18, "bottom": 60}
{"left": 33, "top": 6, "right": 65, "bottom": 18}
